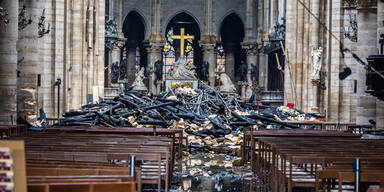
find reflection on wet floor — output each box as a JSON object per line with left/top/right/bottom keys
{"left": 169, "top": 152, "right": 263, "bottom": 192}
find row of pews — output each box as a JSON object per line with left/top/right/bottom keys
{"left": 243, "top": 129, "right": 384, "bottom": 192}
{"left": 6, "top": 126, "right": 183, "bottom": 192}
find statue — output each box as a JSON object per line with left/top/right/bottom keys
{"left": 250, "top": 63, "right": 258, "bottom": 83}
{"left": 154, "top": 60, "right": 163, "bottom": 82}
{"left": 119, "top": 60, "right": 127, "bottom": 81}
{"left": 220, "top": 73, "right": 236, "bottom": 93}
{"left": 238, "top": 60, "right": 248, "bottom": 82}
{"left": 168, "top": 56, "right": 197, "bottom": 79}
{"left": 132, "top": 68, "right": 148, "bottom": 91}
{"left": 311, "top": 47, "right": 323, "bottom": 80}
{"left": 111, "top": 62, "right": 119, "bottom": 84}
{"left": 201, "top": 61, "right": 209, "bottom": 82}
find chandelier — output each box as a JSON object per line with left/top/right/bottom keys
{"left": 18, "top": 5, "right": 32, "bottom": 30}
{"left": 0, "top": 6, "right": 9, "bottom": 24}
{"left": 38, "top": 9, "right": 50, "bottom": 38}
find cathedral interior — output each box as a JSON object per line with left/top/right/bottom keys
{"left": 0, "top": 0, "right": 384, "bottom": 191}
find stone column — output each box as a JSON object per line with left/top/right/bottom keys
{"left": 126, "top": 42, "right": 136, "bottom": 86}
{"left": 201, "top": 42, "right": 216, "bottom": 86}
{"left": 356, "top": 1, "right": 378, "bottom": 125}
{"left": 109, "top": 39, "right": 124, "bottom": 87}
{"left": 201, "top": 0, "right": 216, "bottom": 86}
{"left": 225, "top": 43, "right": 235, "bottom": 82}
{"left": 242, "top": 0, "right": 257, "bottom": 98}
{"left": 242, "top": 44, "right": 258, "bottom": 98}
{"left": 146, "top": 42, "right": 163, "bottom": 93}
{"left": 147, "top": 0, "right": 164, "bottom": 94}
{"left": 17, "top": 0, "right": 39, "bottom": 122}
{"left": 376, "top": 0, "right": 384, "bottom": 129}
{"left": 310, "top": 0, "right": 321, "bottom": 113}
{"left": 0, "top": 0, "right": 18, "bottom": 125}
{"left": 258, "top": 52, "right": 268, "bottom": 90}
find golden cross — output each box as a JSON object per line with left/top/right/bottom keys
{"left": 171, "top": 28, "right": 194, "bottom": 56}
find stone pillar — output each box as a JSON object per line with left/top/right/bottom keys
{"left": 126, "top": 42, "right": 137, "bottom": 86}
{"left": 258, "top": 53, "right": 268, "bottom": 89}
{"left": 147, "top": 0, "right": 164, "bottom": 94}
{"left": 310, "top": 0, "right": 321, "bottom": 113}
{"left": 0, "top": 0, "right": 18, "bottom": 125}
{"left": 242, "top": 0, "right": 257, "bottom": 99}
{"left": 356, "top": 1, "right": 378, "bottom": 125}
{"left": 376, "top": 0, "right": 384, "bottom": 129}
{"left": 201, "top": 42, "right": 216, "bottom": 86}
{"left": 201, "top": 0, "right": 216, "bottom": 86}
{"left": 225, "top": 43, "right": 235, "bottom": 82}
{"left": 242, "top": 44, "right": 258, "bottom": 98}
{"left": 109, "top": 39, "right": 124, "bottom": 87}
{"left": 146, "top": 42, "right": 163, "bottom": 93}
{"left": 17, "top": 0, "right": 39, "bottom": 122}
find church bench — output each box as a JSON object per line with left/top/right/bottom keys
{"left": 315, "top": 166, "right": 384, "bottom": 192}
{"left": 11, "top": 131, "right": 175, "bottom": 192}
{"left": 28, "top": 182, "right": 136, "bottom": 192}
{"left": 45, "top": 126, "right": 184, "bottom": 158}
{"left": 0, "top": 125, "right": 27, "bottom": 138}
{"left": 242, "top": 129, "right": 360, "bottom": 164}
{"left": 245, "top": 131, "right": 384, "bottom": 192}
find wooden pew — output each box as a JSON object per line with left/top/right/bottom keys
{"left": 10, "top": 131, "right": 176, "bottom": 191}
{"left": 243, "top": 129, "right": 384, "bottom": 192}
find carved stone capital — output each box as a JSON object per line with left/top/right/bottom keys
{"left": 201, "top": 43, "right": 216, "bottom": 53}
{"left": 199, "top": 35, "right": 216, "bottom": 45}
{"left": 357, "top": 0, "right": 377, "bottom": 9}
{"left": 241, "top": 42, "right": 260, "bottom": 55}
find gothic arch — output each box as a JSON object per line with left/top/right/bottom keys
{"left": 122, "top": 10, "right": 147, "bottom": 40}
{"left": 217, "top": 11, "right": 245, "bottom": 40}
{"left": 163, "top": 10, "right": 202, "bottom": 36}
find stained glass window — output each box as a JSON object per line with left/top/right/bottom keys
{"left": 163, "top": 28, "right": 176, "bottom": 80}
{"left": 216, "top": 36, "right": 226, "bottom": 72}
{"left": 134, "top": 47, "right": 140, "bottom": 73}
{"left": 185, "top": 39, "right": 194, "bottom": 65}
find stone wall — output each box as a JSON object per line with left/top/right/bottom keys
{"left": 0, "top": 0, "right": 18, "bottom": 124}
{"left": 0, "top": 0, "right": 105, "bottom": 121}
{"left": 285, "top": 0, "right": 384, "bottom": 127}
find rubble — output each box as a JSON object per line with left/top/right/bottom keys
{"left": 23, "top": 84, "right": 321, "bottom": 150}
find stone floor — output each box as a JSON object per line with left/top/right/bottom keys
{"left": 143, "top": 152, "right": 261, "bottom": 192}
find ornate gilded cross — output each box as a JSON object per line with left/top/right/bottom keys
{"left": 171, "top": 28, "right": 194, "bottom": 56}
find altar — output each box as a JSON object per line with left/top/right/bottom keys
{"left": 164, "top": 28, "right": 198, "bottom": 91}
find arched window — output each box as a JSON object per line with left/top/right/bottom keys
{"left": 134, "top": 47, "right": 140, "bottom": 73}
{"left": 163, "top": 28, "right": 176, "bottom": 80}
{"left": 216, "top": 36, "right": 225, "bottom": 72}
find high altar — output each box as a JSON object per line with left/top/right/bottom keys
{"left": 165, "top": 28, "right": 198, "bottom": 90}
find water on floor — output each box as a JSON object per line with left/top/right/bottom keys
{"left": 169, "top": 152, "right": 263, "bottom": 192}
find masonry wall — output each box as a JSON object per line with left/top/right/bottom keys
{"left": 285, "top": 0, "right": 384, "bottom": 128}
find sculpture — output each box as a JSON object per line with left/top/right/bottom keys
{"left": 238, "top": 60, "right": 248, "bottom": 82}
{"left": 119, "top": 60, "right": 127, "bottom": 81}
{"left": 311, "top": 47, "right": 323, "bottom": 80}
{"left": 154, "top": 60, "right": 163, "bottom": 82}
{"left": 201, "top": 61, "right": 209, "bottom": 82}
{"left": 220, "top": 73, "right": 236, "bottom": 93}
{"left": 111, "top": 62, "right": 119, "bottom": 84}
{"left": 168, "top": 56, "right": 197, "bottom": 79}
{"left": 250, "top": 63, "right": 258, "bottom": 83}
{"left": 132, "top": 68, "right": 148, "bottom": 91}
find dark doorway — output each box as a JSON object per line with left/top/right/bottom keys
{"left": 219, "top": 13, "right": 245, "bottom": 87}
{"left": 164, "top": 12, "right": 202, "bottom": 80}
{"left": 122, "top": 11, "right": 147, "bottom": 84}
{"left": 267, "top": 48, "right": 284, "bottom": 91}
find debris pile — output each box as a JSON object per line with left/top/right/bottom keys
{"left": 25, "top": 85, "right": 320, "bottom": 149}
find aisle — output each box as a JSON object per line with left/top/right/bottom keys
{"left": 169, "top": 153, "right": 262, "bottom": 192}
